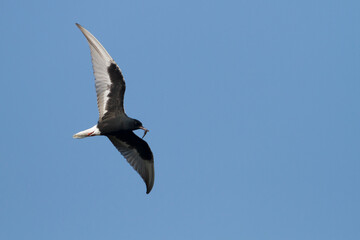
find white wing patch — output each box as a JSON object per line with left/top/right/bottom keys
{"left": 76, "top": 23, "right": 115, "bottom": 119}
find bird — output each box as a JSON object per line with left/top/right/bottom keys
{"left": 73, "top": 23, "right": 154, "bottom": 194}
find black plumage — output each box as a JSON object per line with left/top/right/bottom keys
{"left": 73, "top": 23, "right": 154, "bottom": 194}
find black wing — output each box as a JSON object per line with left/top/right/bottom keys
{"left": 102, "top": 63, "right": 126, "bottom": 121}
{"left": 108, "top": 131, "right": 154, "bottom": 194}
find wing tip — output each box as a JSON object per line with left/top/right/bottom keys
{"left": 146, "top": 184, "right": 153, "bottom": 194}
{"left": 75, "top": 23, "right": 82, "bottom": 29}
{"left": 145, "top": 161, "right": 155, "bottom": 194}
{"left": 75, "top": 22, "right": 113, "bottom": 63}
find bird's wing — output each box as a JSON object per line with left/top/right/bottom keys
{"left": 76, "top": 23, "right": 126, "bottom": 120}
{"left": 108, "top": 132, "right": 154, "bottom": 194}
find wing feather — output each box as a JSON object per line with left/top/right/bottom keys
{"left": 76, "top": 23, "right": 125, "bottom": 119}
{"left": 108, "top": 133, "right": 154, "bottom": 194}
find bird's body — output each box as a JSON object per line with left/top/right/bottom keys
{"left": 73, "top": 23, "right": 154, "bottom": 194}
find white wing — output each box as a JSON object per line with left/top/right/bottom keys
{"left": 76, "top": 23, "right": 115, "bottom": 119}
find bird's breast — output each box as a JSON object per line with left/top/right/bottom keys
{"left": 97, "top": 117, "right": 130, "bottom": 135}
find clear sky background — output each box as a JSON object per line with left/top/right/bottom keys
{"left": 0, "top": 0, "right": 359, "bottom": 239}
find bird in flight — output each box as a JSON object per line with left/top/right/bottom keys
{"left": 73, "top": 23, "right": 154, "bottom": 194}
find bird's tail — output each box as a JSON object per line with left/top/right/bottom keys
{"left": 73, "top": 125, "right": 100, "bottom": 139}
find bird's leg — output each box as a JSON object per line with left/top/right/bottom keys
{"left": 87, "top": 131, "right": 94, "bottom": 136}
{"left": 139, "top": 126, "right": 149, "bottom": 139}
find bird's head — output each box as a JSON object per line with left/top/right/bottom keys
{"left": 133, "top": 119, "right": 143, "bottom": 129}
{"left": 133, "top": 119, "right": 149, "bottom": 138}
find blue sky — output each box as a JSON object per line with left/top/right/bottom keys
{"left": 0, "top": 0, "right": 359, "bottom": 239}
